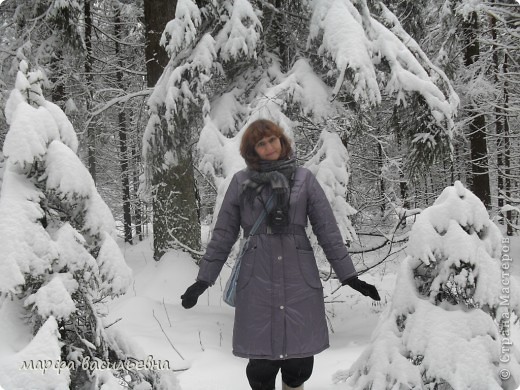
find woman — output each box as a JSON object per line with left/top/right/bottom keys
{"left": 181, "top": 119, "right": 380, "bottom": 390}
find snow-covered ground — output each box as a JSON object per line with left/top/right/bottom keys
{"left": 107, "top": 217, "right": 520, "bottom": 390}
{"left": 107, "top": 231, "right": 395, "bottom": 390}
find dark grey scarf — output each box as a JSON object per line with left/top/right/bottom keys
{"left": 241, "top": 158, "right": 297, "bottom": 215}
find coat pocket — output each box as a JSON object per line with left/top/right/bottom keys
{"left": 296, "top": 249, "right": 323, "bottom": 289}
{"left": 236, "top": 241, "right": 257, "bottom": 291}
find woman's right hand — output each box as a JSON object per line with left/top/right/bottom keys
{"left": 181, "top": 281, "right": 209, "bottom": 309}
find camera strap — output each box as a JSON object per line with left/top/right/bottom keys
{"left": 251, "top": 193, "right": 275, "bottom": 235}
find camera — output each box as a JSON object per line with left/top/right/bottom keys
{"left": 268, "top": 208, "right": 289, "bottom": 227}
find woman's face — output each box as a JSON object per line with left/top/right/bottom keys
{"left": 254, "top": 135, "right": 282, "bottom": 161}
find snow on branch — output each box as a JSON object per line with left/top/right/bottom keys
{"left": 3, "top": 99, "right": 60, "bottom": 168}
{"left": 0, "top": 316, "right": 70, "bottom": 389}
{"left": 86, "top": 89, "right": 151, "bottom": 128}
{"left": 209, "top": 87, "right": 248, "bottom": 135}
{"left": 308, "top": 0, "right": 458, "bottom": 130}
{"left": 215, "top": 0, "right": 262, "bottom": 61}
{"left": 305, "top": 129, "right": 357, "bottom": 243}
{"left": 308, "top": 0, "right": 380, "bottom": 103}
{"left": 161, "top": 0, "right": 202, "bottom": 58}
{"left": 375, "top": 2, "right": 459, "bottom": 128}
{"left": 262, "top": 58, "right": 341, "bottom": 121}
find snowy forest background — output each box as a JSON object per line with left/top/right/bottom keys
{"left": 0, "top": 0, "right": 520, "bottom": 389}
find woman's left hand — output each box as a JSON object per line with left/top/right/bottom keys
{"left": 342, "top": 277, "right": 381, "bottom": 301}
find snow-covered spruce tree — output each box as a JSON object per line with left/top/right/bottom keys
{"left": 144, "top": 0, "right": 458, "bottom": 272}
{"left": 334, "top": 181, "right": 520, "bottom": 389}
{"left": 0, "top": 63, "right": 156, "bottom": 389}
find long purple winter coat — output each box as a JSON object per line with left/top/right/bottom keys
{"left": 197, "top": 166, "right": 357, "bottom": 360}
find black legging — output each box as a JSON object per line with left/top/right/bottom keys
{"left": 246, "top": 356, "right": 314, "bottom": 390}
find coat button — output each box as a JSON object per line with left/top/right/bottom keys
{"left": 280, "top": 355, "right": 284, "bottom": 358}
{"left": 277, "top": 255, "right": 282, "bottom": 260}
{"left": 280, "top": 306, "right": 284, "bottom": 310}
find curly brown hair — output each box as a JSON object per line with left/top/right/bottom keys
{"left": 240, "top": 119, "right": 293, "bottom": 170}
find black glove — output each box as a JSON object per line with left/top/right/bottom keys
{"left": 181, "top": 281, "right": 209, "bottom": 309}
{"left": 343, "top": 276, "right": 381, "bottom": 301}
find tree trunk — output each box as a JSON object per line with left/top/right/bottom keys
{"left": 118, "top": 110, "right": 133, "bottom": 244}
{"left": 503, "top": 53, "right": 512, "bottom": 236}
{"left": 132, "top": 140, "right": 144, "bottom": 241}
{"left": 115, "top": 4, "right": 133, "bottom": 244}
{"left": 490, "top": 12, "right": 504, "bottom": 215}
{"left": 275, "top": 0, "right": 289, "bottom": 72}
{"left": 377, "top": 141, "right": 385, "bottom": 216}
{"left": 84, "top": 0, "right": 96, "bottom": 183}
{"left": 128, "top": 105, "right": 144, "bottom": 242}
{"left": 49, "top": 49, "right": 65, "bottom": 105}
{"left": 463, "top": 11, "right": 491, "bottom": 208}
{"left": 399, "top": 175, "right": 408, "bottom": 204}
{"left": 144, "top": 0, "right": 175, "bottom": 88}
{"left": 151, "top": 145, "right": 201, "bottom": 259}
{"left": 144, "top": 0, "right": 201, "bottom": 260}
